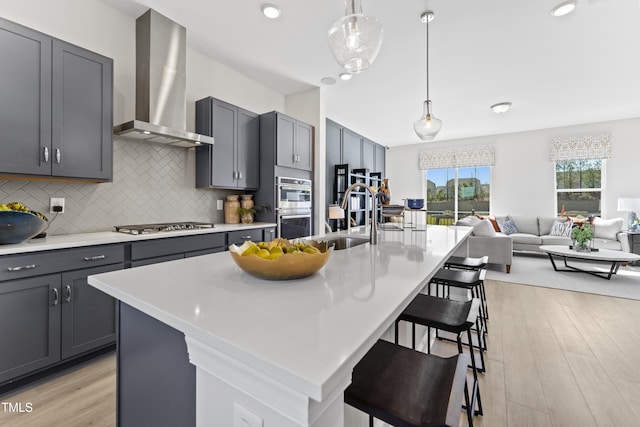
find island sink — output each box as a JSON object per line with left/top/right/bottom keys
{"left": 318, "top": 236, "right": 369, "bottom": 250}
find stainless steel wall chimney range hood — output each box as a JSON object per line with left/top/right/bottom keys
{"left": 113, "top": 9, "right": 214, "bottom": 148}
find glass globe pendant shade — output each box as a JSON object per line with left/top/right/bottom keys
{"left": 327, "top": 1, "right": 383, "bottom": 74}
{"left": 413, "top": 100, "right": 442, "bottom": 140}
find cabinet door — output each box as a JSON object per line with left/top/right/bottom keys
{"left": 0, "top": 18, "right": 52, "bottom": 176}
{"left": 60, "top": 264, "right": 122, "bottom": 359}
{"left": 209, "top": 99, "right": 237, "bottom": 188}
{"left": 294, "top": 121, "right": 313, "bottom": 171}
{"left": 362, "top": 138, "right": 375, "bottom": 172}
{"left": 237, "top": 108, "right": 259, "bottom": 189}
{"left": 375, "top": 143, "right": 386, "bottom": 176}
{"left": 326, "top": 121, "right": 343, "bottom": 206}
{"left": 263, "top": 227, "right": 276, "bottom": 242}
{"left": 227, "top": 229, "right": 263, "bottom": 247}
{"left": 0, "top": 274, "right": 61, "bottom": 384}
{"left": 276, "top": 114, "right": 296, "bottom": 169}
{"left": 342, "top": 128, "right": 362, "bottom": 168}
{"left": 51, "top": 40, "right": 112, "bottom": 181}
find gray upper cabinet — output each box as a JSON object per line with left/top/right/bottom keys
{"left": 195, "top": 97, "right": 259, "bottom": 189}
{"left": 342, "top": 128, "right": 362, "bottom": 167}
{"left": 326, "top": 121, "right": 342, "bottom": 206}
{"left": 375, "top": 143, "right": 386, "bottom": 176}
{"left": 263, "top": 111, "right": 313, "bottom": 172}
{"left": 0, "top": 17, "right": 113, "bottom": 182}
{"left": 51, "top": 40, "right": 113, "bottom": 181}
{"left": 0, "top": 18, "right": 52, "bottom": 176}
{"left": 362, "top": 138, "right": 375, "bottom": 171}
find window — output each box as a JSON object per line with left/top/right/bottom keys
{"left": 555, "top": 159, "right": 603, "bottom": 217}
{"left": 425, "top": 166, "right": 491, "bottom": 224}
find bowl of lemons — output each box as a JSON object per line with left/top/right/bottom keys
{"left": 229, "top": 237, "right": 332, "bottom": 280}
{"left": 0, "top": 202, "right": 48, "bottom": 245}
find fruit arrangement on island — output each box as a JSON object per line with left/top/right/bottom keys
{"left": 0, "top": 202, "right": 48, "bottom": 221}
{"left": 229, "top": 238, "right": 331, "bottom": 280}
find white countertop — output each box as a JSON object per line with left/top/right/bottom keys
{"left": 0, "top": 222, "right": 276, "bottom": 256}
{"left": 88, "top": 225, "right": 472, "bottom": 403}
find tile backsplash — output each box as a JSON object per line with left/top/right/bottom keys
{"left": 0, "top": 138, "right": 236, "bottom": 235}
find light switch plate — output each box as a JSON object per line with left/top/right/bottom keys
{"left": 217, "top": 199, "right": 224, "bottom": 210}
{"left": 233, "top": 403, "right": 263, "bottom": 427}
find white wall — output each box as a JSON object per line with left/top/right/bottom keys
{"left": 387, "top": 118, "right": 640, "bottom": 223}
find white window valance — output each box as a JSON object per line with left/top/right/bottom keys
{"left": 419, "top": 145, "right": 495, "bottom": 170}
{"left": 550, "top": 132, "right": 612, "bottom": 161}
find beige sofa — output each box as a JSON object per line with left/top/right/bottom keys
{"left": 452, "top": 215, "right": 630, "bottom": 274}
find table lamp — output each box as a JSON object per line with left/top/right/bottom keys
{"left": 329, "top": 205, "right": 345, "bottom": 232}
{"left": 617, "top": 198, "right": 640, "bottom": 231}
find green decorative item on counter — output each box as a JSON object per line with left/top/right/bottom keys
{"left": 571, "top": 223, "right": 593, "bottom": 252}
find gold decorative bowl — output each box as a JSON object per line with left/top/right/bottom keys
{"left": 229, "top": 239, "right": 332, "bottom": 280}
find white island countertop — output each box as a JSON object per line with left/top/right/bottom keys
{"left": 88, "top": 225, "right": 472, "bottom": 427}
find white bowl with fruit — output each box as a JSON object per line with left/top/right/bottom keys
{"left": 229, "top": 238, "right": 332, "bottom": 280}
{"left": 0, "top": 202, "right": 48, "bottom": 245}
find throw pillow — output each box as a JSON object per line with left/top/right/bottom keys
{"left": 550, "top": 219, "right": 573, "bottom": 237}
{"left": 473, "top": 218, "right": 497, "bottom": 237}
{"left": 476, "top": 214, "right": 501, "bottom": 232}
{"left": 592, "top": 217, "right": 623, "bottom": 240}
{"left": 497, "top": 218, "right": 518, "bottom": 235}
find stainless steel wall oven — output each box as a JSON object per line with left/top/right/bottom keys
{"left": 276, "top": 177, "right": 312, "bottom": 239}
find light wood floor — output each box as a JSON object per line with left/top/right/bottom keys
{"left": 2, "top": 280, "right": 640, "bottom": 427}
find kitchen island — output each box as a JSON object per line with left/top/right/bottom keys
{"left": 88, "top": 225, "right": 472, "bottom": 427}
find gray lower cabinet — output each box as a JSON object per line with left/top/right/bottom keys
{"left": 129, "top": 233, "right": 227, "bottom": 266}
{"left": 195, "top": 97, "right": 259, "bottom": 190}
{"left": 0, "top": 17, "right": 113, "bottom": 182}
{"left": 263, "top": 227, "right": 276, "bottom": 242}
{"left": 228, "top": 228, "right": 263, "bottom": 246}
{"left": 0, "top": 244, "right": 124, "bottom": 386}
{"left": 0, "top": 274, "right": 61, "bottom": 384}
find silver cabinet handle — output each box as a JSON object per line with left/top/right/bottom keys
{"left": 43, "top": 147, "right": 49, "bottom": 163}
{"left": 53, "top": 288, "right": 59, "bottom": 306}
{"left": 7, "top": 264, "right": 36, "bottom": 272}
{"left": 65, "top": 285, "right": 72, "bottom": 303}
{"left": 55, "top": 148, "right": 61, "bottom": 163}
{"left": 242, "top": 235, "right": 252, "bottom": 239}
{"left": 84, "top": 255, "right": 106, "bottom": 261}
{"left": 238, "top": 171, "right": 243, "bottom": 180}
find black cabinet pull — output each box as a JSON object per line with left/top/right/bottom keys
{"left": 7, "top": 264, "right": 36, "bottom": 272}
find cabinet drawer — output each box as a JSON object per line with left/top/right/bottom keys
{"left": 130, "top": 233, "right": 226, "bottom": 261}
{"left": 0, "top": 244, "right": 125, "bottom": 281}
{"left": 227, "top": 229, "right": 263, "bottom": 247}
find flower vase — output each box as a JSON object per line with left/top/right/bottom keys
{"left": 576, "top": 241, "right": 591, "bottom": 252}
{"left": 240, "top": 195, "right": 254, "bottom": 224}
{"left": 224, "top": 195, "right": 240, "bottom": 224}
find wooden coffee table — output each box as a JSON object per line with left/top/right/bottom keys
{"left": 539, "top": 245, "right": 640, "bottom": 280}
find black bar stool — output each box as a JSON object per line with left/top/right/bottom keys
{"left": 429, "top": 268, "right": 488, "bottom": 349}
{"left": 395, "top": 295, "right": 484, "bottom": 419}
{"left": 345, "top": 339, "right": 471, "bottom": 427}
{"left": 444, "top": 256, "right": 490, "bottom": 322}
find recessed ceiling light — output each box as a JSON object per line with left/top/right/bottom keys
{"left": 490, "top": 102, "right": 512, "bottom": 114}
{"left": 551, "top": 1, "right": 576, "bottom": 17}
{"left": 321, "top": 77, "right": 336, "bottom": 85}
{"left": 339, "top": 73, "right": 352, "bottom": 81}
{"left": 261, "top": 4, "right": 281, "bottom": 19}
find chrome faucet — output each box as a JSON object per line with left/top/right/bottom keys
{"left": 341, "top": 183, "right": 379, "bottom": 245}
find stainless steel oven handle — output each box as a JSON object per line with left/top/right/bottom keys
{"left": 279, "top": 214, "right": 312, "bottom": 219}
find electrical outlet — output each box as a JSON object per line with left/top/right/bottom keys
{"left": 50, "top": 197, "right": 65, "bottom": 214}
{"left": 232, "top": 403, "right": 262, "bottom": 427}
{"left": 217, "top": 199, "right": 224, "bottom": 210}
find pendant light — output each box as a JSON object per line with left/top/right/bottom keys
{"left": 327, "top": 0, "right": 383, "bottom": 74}
{"left": 413, "top": 11, "right": 442, "bottom": 141}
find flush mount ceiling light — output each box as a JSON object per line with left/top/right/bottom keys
{"left": 339, "top": 72, "right": 353, "bottom": 81}
{"left": 413, "top": 11, "right": 442, "bottom": 141}
{"left": 261, "top": 4, "right": 281, "bottom": 19}
{"left": 551, "top": 1, "right": 576, "bottom": 17}
{"left": 327, "top": 0, "right": 383, "bottom": 74}
{"left": 490, "top": 102, "right": 512, "bottom": 114}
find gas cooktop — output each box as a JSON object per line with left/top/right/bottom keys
{"left": 114, "top": 222, "right": 214, "bottom": 235}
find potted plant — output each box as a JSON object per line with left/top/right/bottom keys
{"left": 236, "top": 205, "right": 270, "bottom": 224}
{"left": 571, "top": 223, "right": 594, "bottom": 252}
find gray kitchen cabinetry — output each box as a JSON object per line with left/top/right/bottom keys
{"left": 362, "top": 138, "right": 375, "bottom": 171}
{"left": 261, "top": 111, "right": 313, "bottom": 172}
{"left": 0, "top": 17, "right": 113, "bottom": 182}
{"left": 342, "top": 128, "right": 362, "bottom": 167}
{"left": 263, "top": 227, "right": 276, "bottom": 242}
{"left": 228, "top": 228, "right": 263, "bottom": 247}
{"left": 0, "top": 244, "right": 124, "bottom": 386}
{"left": 129, "top": 233, "right": 227, "bottom": 267}
{"left": 195, "top": 97, "right": 259, "bottom": 190}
